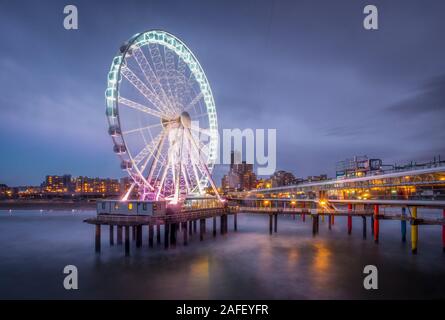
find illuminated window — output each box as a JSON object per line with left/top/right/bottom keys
{"left": 128, "top": 203, "right": 133, "bottom": 210}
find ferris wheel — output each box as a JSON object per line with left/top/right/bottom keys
{"left": 105, "top": 30, "right": 220, "bottom": 204}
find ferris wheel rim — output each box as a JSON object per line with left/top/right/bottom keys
{"left": 105, "top": 29, "right": 219, "bottom": 200}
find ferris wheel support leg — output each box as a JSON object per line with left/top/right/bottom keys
{"left": 122, "top": 183, "right": 136, "bottom": 201}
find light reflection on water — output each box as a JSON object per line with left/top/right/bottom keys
{"left": 0, "top": 209, "right": 444, "bottom": 299}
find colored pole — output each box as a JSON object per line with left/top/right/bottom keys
{"left": 347, "top": 203, "right": 352, "bottom": 235}
{"left": 373, "top": 205, "right": 379, "bottom": 243}
{"left": 411, "top": 207, "right": 418, "bottom": 254}
{"left": 401, "top": 207, "right": 407, "bottom": 243}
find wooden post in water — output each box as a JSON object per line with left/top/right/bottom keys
{"left": 362, "top": 216, "right": 367, "bottom": 239}
{"left": 170, "top": 223, "right": 177, "bottom": 248}
{"left": 109, "top": 225, "right": 114, "bottom": 246}
{"left": 156, "top": 224, "right": 161, "bottom": 245}
{"left": 411, "top": 207, "right": 418, "bottom": 254}
{"left": 183, "top": 222, "right": 188, "bottom": 246}
{"left": 124, "top": 226, "right": 130, "bottom": 256}
{"left": 269, "top": 214, "right": 273, "bottom": 235}
{"left": 136, "top": 225, "right": 142, "bottom": 248}
{"left": 274, "top": 213, "right": 278, "bottom": 233}
{"left": 200, "top": 219, "right": 205, "bottom": 241}
{"left": 213, "top": 216, "right": 217, "bottom": 237}
{"left": 371, "top": 216, "right": 374, "bottom": 236}
{"left": 95, "top": 224, "right": 101, "bottom": 253}
{"left": 148, "top": 224, "right": 154, "bottom": 248}
{"left": 117, "top": 225, "right": 123, "bottom": 245}
{"left": 312, "top": 215, "right": 317, "bottom": 236}
{"left": 189, "top": 220, "right": 193, "bottom": 236}
{"left": 221, "top": 215, "right": 225, "bottom": 235}
{"left": 401, "top": 207, "right": 407, "bottom": 243}
{"left": 443, "top": 209, "right": 445, "bottom": 253}
{"left": 164, "top": 224, "right": 170, "bottom": 250}
{"left": 234, "top": 213, "right": 238, "bottom": 231}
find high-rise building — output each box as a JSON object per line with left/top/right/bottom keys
{"left": 43, "top": 175, "right": 73, "bottom": 193}
{"left": 221, "top": 151, "right": 257, "bottom": 192}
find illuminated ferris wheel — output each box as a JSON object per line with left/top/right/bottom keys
{"left": 105, "top": 30, "right": 220, "bottom": 204}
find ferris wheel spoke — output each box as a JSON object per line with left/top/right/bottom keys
{"left": 132, "top": 131, "right": 164, "bottom": 166}
{"left": 146, "top": 130, "right": 168, "bottom": 183}
{"left": 121, "top": 66, "right": 172, "bottom": 116}
{"left": 118, "top": 97, "right": 164, "bottom": 119}
{"left": 122, "top": 123, "right": 162, "bottom": 135}
{"left": 148, "top": 44, "right": 178, "bottom": 113}
{"left": 132, "top": 46, "right": 177, "bottom": 115}
{"left": 183, "top": 92, "right": 204, "bottom": 112}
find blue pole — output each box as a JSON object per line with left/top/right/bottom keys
{"left": 401, "top": 207, "right": 407, "bottom": 243}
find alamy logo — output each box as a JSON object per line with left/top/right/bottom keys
{"left": 363, "top": 265, "right": 378, "bottom": 290}
{"left": 363, "top": 5, "right": 378, "bottom": 30}
{"left": 63, "top": 5, "right": 78, "bottom": 30}
{"left": 63, "top": 265, "right": 78, "bottom": 290}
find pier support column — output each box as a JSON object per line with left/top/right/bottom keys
{"left": 124, "top": 226, "right": 130, "bottom": 256}
{"left": 156, "top": 224, "right": 161, "bottom": 245}
{"left": 109, "top": 225, "right": 114, "bottom": 246}
{"left": 362, "top": 216, "right": 367, "bottom": 239}
{"left": 193, "top": 220, "right": 197, "bottom": 233}
{"left": 170, "top": 223, "right": 177, "bottom": 248}
{"left": 132, "top": 226, "right": 136, "bottom": 241}
{"left": 148, "top": 224, "right": 154, "bottom": 248}
{"left": 183, "top": 222, "right": 188, "bottom": 246}
{"left": 274, "top": 213, "right": 278, "bottom": 233}
{"left": 373, "top": 205, "right": 380, "bottom": 244}
{"left": 189, "top": 220, "right": 193, "bottom": 236}
{"left": 302, "top": 212, "right": 306, "bottom": 222}
{"left": 371, "top": 216, "right": 374, "bottom": 236}
{"left": 234, "top": 213, "right": 238, "bottom": 231}
{"left": 331, "top": 214, "right": 334, "bottom": 225}
{"left": 411, "top": 207, "right": 418, "bottom": 254}
{"left": 401, "top": 207, "right": 407, "bottom": 243}
{"left": 347, "top": 204, "right": 352, "bottom": 235}
{"left": 312, "top": 215, "right": 318, "bottom": 236}
{"left": 213, "top": 216, "right": 217, "bottom": 237}
{"left": 117, "top": 225, "right": 123, "bottom": 245}
{"left": 221, "top": 215, "right": 225, "bottom": 235}
{"left": 95, "top": 224, "right": 101, "bottom": 253}
{"left": 443, "top": 209, "right": 445, "bottom": 253}
{"left": 269, "top": 214, "right": 273, "bottom": 235}
{"left": 136, "top": 225, "right": 142, "bottom": 248}
{"left": 328, "top": 214, "right": 332, "bottom": 230}
{"left": 164, "top": 224, "right": 170, "bottom": 250}
{"left": 200, "top": 219, "right": 205, "bottom": 241}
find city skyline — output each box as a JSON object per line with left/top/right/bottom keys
{"left": 1, "top": 0, "right": 445, "bottom": 186}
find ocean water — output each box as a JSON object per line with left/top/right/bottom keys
{"left": 0, "top": 209, "right": 444, "bottom": 299}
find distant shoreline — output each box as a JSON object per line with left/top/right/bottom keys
{"left": 0, "top": 200, "right": 97, "bottom": 210}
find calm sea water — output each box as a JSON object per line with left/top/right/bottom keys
{"left": 0, "top": 209, "right": 444, "bottom": 299}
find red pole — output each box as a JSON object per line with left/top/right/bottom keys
{"left": 347, "top": 203, "right": 352, "bottom": 235}
{"left": 374, "top": 204, "right": 380, "bottom": 243}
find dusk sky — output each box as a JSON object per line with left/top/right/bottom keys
{"left": 1, "top": 0, "right": 445, "bottom": 186}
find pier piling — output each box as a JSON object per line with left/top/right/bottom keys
{"left": 274, "top": 213, "right": 278, "bottom": 233}
{"left": 347, "top": 204, "right": 352, "bottom": 235}
{"left": 269, "top": 214, "right": 273, "bottom": 235}
{"left": 109, "top": 225, "right": 114, "bottom": 246}
{"left": 374, "top": 205, "right": 380, "bottom": 243}
{"left": 156, "top": 224, "right": 161, "bottom": 245}
{"left": 200, "top": 219, "right": 205, "bottom": 241}
{"left": 170, "top": 223, "right": 177, "bottom": 248}
{"left": 362, "top": 216, "right": 367, "bottom": 239}
{"left": 443, "top": 209, "right": 445, "bottom": 253}
{"left": 193, "top": 220, "right": 197, "bottom": 233}
{"left": 328, "top": 214, "right": 332, "bottom": 230}
{"left": 213, "top": 216, "right": 216, "bottom": 237}
{"left": 117, "top": 225, "right": 123, "bottom": 245}
{"left": 136, "top": 225, "right": 142, "bottom": 248}
{"left": 183, "top": 222, "right": 188, "bottom": 245}
{"left": 401, "top": 207, "right": 407, "bottom": 243}
{"left": 95, "top": 224, "right": 101, "bottom": 253}
{"left": 124, "top": 226, "right": 130, "bottom": 256}
{"left": 234, "top": 213, "right": 238, "bottom": 231}
{"left": 411, "top": 207, "right": 418, "bottom": 254}
{"left": 164, "top": 224, "right": 170, "bottom": 250}
{"left": 148, "top": 224, "right": 154, "bottom": 248}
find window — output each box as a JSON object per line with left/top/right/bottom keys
{"left": 101, "top": 202, "right": 106, "bottom": 210}
{"left": 128, "top": 203, "right": 133, "bottom": 210}
{"left": 114, "top": 203, "right": 119, "bottom": 210}
{"left": 142, "top": 203, "right": 147, "bottom": 211}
